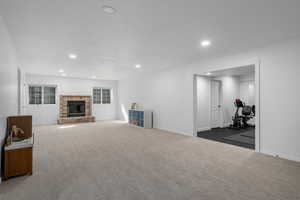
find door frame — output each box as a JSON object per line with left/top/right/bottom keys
{"left": 193, "top": 58, "right": 261, "bottom": 152}
{"left": 210, "top": 80, "right": 222, "bottom": 129}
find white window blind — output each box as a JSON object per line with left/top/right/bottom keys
{"left": 102, "top": 89, "right": 111, "bottom": 104}
{"left": 44, "top": 87, "right": 56, "bottom": 104}
{"left": 29, "top": 86, "right": 42, "bottom": 104}
{"left": 93, "top": 88, "right": 102, "bottom": 104}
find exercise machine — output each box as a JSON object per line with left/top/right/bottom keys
{"left": 230, "top": 99, "right": 255, "bottom": 129}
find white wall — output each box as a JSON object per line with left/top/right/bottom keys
{"left": 215, "top": 76, "right": 240, "bottom": 126}
{"left": 119, "top": 37, "right": 300, "bottom": 161}
{"left": 119, "top": 68, "right": 192, "bottom": 135}
{"left": 0, "top": 16, "right": 18, "bottom": 178}
{"left": 239, "top": 73, "right": 255, "bottom": 106}
{"left": 24, "top": 74, "right": 118, "bottom": 125}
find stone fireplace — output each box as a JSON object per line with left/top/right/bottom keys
{"left": 58, "top": 95, "right": 95, "bottom": 124}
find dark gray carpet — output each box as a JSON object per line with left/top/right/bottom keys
{"left": 241, "top": 130, "right": 255, "bottom": 138}
{"left": 197, "top": 127, "right": 255, "bottom": 149}
{"left": 223, "top": 133, "right": 255, "bottom": 145}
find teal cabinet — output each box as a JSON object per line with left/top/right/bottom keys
{"left": 128, "top": 110, "right": 153, "bottom": 128}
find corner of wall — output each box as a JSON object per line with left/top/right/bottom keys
{"left": 197, "top": 127, "right": 211, "bottom": 132}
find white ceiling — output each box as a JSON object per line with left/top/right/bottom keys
{"left": 1, "top": 0, "right": 300, "bottom": 80}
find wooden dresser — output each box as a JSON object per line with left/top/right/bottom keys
{"left": 4, "top": 138, "right": 33, "bottom": 180}
{"left": 3, "top": 115, "right": 33, "bottom": 180}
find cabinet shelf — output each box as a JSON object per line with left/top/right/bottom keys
{"left": 128, "top": 110, "right": 153, "bottom": 128}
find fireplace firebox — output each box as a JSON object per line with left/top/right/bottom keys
{"left": 67, "top": 101, "right": 85, "bottom": 117}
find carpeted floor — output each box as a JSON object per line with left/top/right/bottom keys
{"left": 1, "top": 121, "right": 300, "bottom": 200}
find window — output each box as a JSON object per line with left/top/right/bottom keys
{"left": 29, "top": 86, "right": 42, "bottom": 104}
{"left": 102, "top": 89, "right": 111, "bottom": 104}
{"left": 29, "top": 85, "right": 56, "bottom": 105}
{"left": 93, "top": 88, "right": 111, "bottom": 104}
{"left": 93, "top": 88, "right": 102, "bottom": 104}
{"left": 44, "top": 87, "right": 56, "bottom": 104}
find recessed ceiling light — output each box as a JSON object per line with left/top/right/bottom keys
{"left": 201, "top": 40, "right": 211, "bottom": 47}
{"left": 68, "top": 54, "right": 77, "bottom": 59}
{"left": 59, "top": 69, "right": 64, "bottom": 73}
{"left": 61, "top": 73, "right": 67, "bottom": 77}
{"left": 135, "top": 64, "right": 141, "bottom": 69}
{"left": 91, "top": 76, "right": 97, "bottom": 79}
{"left": 102, "top": 5, "right": 116, "bottom": 14}
{"left": 205, "top": 72, "right": 212, "bottom": 76}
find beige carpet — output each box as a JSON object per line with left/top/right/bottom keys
{"left": 1, "top": 121, "right": 300, "bottom": 200}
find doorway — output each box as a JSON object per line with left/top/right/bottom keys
{"left": 193, "top": 62, "right": 260, "bottom": 151}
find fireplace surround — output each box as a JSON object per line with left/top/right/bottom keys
{"left": 58, "top": 95, "right": 95, "bottom": 124}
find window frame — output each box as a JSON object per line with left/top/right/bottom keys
{"left": 93, "top": 87, "right": 112, "bottom": 104}
{"left": 93, "top": 87, "right": 102, "bottom": 104}
{"left": 43, "top": 86, "right": 56, "bottom": 104}
{"left": 28, "top": 84, "right": 57, "bottom": 105}
{"left": 28, "top": 85, "right": 42, "bottom": 105}
{"left": 101, "top": 88, "right": 111, "bottom": 104}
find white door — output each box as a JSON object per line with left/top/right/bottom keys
{"left": 211, "top": 81, "right": 221, "bottom": 128}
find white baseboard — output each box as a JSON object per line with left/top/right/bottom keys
{"left": 156, "top": 127, "right": 193, "bottom": 137}
{"left": 260, "top": 149, "right": 300, "bottom": 163}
